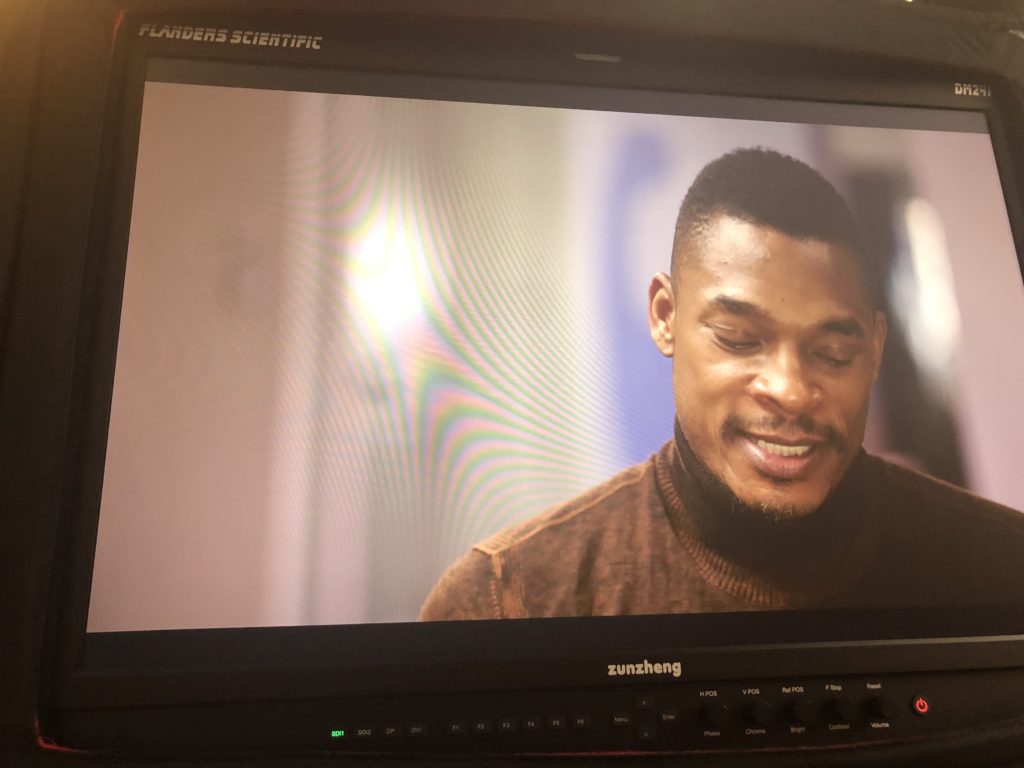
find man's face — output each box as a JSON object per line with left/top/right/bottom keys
{"left": 648, "top": 216, "right": 886, "bottom": 518}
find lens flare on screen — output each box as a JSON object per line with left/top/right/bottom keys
{"left": 348, "top": 216, "right": 425, "bottom": 336}
{"left": 897, "top": 197, "right": 962, "bottom": 384}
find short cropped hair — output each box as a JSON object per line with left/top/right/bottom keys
{"left": 672, "top": 148, "right": 878, "bottom": 307}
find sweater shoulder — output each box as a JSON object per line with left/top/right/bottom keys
{"left": 866, "top": 453, "right": 1024, "bottom": 527}
{"left": 421, "top": 450, "right": 669, "bottom": 621}
{"left": 473, "top": 453, "right": 661, "bottom": 558}
{"left": 860, "top": 453, "right": 1024, "bottom": 604}
{"left": 419, "top": 549, "right": 499, "bottom": 621}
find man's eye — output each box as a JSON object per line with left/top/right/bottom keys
{"left": 815, "top": 351, "right": 854, "bottom": 368}
{"left": 713, "top": 332, "right": 760, "bottom": 353}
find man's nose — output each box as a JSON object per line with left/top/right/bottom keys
{"left": 750, "top": 348, "right": 821, "bottom": 415}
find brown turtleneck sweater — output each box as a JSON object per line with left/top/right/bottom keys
{"left": 419, "top": 436, "right": 1024, "bottom": 621}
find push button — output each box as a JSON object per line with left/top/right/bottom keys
{"left": 637, "top": 726, "right": 657, "bottom": 742}
{"left": 571, "top": 715, "right": 590, "bottom": 729}
{"left": 471, "top": 720, "right": 492, "bottom": 735}
{"left": 912, "top": 696, "right": 930, "bottom": 716}
{"left": 523, "top": 716, "right": 543, "bottom": 731}
{"left": 547, "top": 715, "right": 567, "bottom": 730}
{"left": 446, "top": 721, "right": 467, "bottom": 736}
{"left": 497, "top": 718, "right": 518, "bottom": 733}
{"left": 611, "top": 712, "right": 632, "bottom": 727}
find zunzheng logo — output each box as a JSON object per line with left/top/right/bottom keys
{"left": 607, "top": 659, "right": 682, "bottom": 678}
{"left": 138, "top": 23, "right": 323, "bottom": 50}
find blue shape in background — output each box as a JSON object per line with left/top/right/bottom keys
{"left": 602, "top": 133, "right": 677, "bottom": 466}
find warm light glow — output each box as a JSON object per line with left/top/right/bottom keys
{"left": 895, "top": 198, "right": 961, "bottom": 383}
{"left": 349, "top": 213, "right": 425, "bottom": 337}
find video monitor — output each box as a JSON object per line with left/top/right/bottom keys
{"left": 85, "top": 59, "right": 1024, "bottom": 636}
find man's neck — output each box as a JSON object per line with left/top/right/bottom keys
{"left": 664, "top": 420, "right": 868, "bottom": 598}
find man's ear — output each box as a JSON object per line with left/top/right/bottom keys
{"left": 871, "top": 310, "right": 887, "bottom": 383}
{"left": 648, "top": 272, "right": 676, "bottom": 357}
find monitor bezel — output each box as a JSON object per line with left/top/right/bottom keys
{"left": 26, "top": 1, "right": 1024, "bottom": 743}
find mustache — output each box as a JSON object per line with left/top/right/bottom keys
{"left": 722, "top": 413, "right": 845, "bottom": 450}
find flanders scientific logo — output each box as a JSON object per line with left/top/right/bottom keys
{"left": 138, "top": 23, "right": 323, "bottom": 50}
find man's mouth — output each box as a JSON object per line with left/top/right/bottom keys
{"left": 739, "top": 433, "right": 822, "bottom": 480}
{"left": 754, "top": 438, "right": 812, "bottom": 458}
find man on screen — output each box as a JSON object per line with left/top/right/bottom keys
{"left": 420, "top": 147, "right": 1024, "bottom": 621}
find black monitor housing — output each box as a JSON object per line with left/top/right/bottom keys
{"left": 3, "top": 1, "right": 1024, "bottom": 765}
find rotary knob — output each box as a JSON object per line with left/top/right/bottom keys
{"left": 745, "top": 701, "right": 773, "bottom": 728}
{"left": 701, "top": 703, "right": 731, "bottom": 730}
{"left": 785, "top": 697, "right": 817, "bottom": 726}
{"left": 867, "top": 696, "right": 900, "bottom": 721}
{"left": 825, "top": 697, "right": 858, "bottom": 723}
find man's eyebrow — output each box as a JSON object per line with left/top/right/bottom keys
{"left": 818, "top": 317, "right": 865, "bottom": 338}
{"left": 709, "top": 295, "right": 770, "bottom": 320}
{"left": 710, "top": 296, "right": 867, "bottom": 338}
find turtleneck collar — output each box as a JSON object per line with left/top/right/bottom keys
{"left": 654, "top": 420, "right": 874, "bottom": 608}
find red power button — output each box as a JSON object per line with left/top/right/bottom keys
{"left": 912, "top": 696, "right": 930, "bottom": 715}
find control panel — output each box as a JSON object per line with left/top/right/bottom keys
{"left": 315, "top": 668, "right": 1022, "bottom": 755}
{"left": 56, "top": 667, "right": 1024, "bottom": 756}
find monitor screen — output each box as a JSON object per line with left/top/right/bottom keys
{"left": 85, "top": 58, "right": 1024, "bottom": 635}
